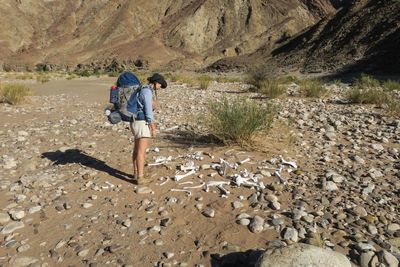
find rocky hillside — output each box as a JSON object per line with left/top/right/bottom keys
{"left": 0, "top": 0, "right": 334, "bottom": 71}
{"left": 212, "top": 0, "right": 400, "bottom": 74}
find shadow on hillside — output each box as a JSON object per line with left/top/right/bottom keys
{"left": 41, "top": 149, "right": 134, "bottom": 182}
{"left": 210, "top": 250, "right": 264, "bottom": 267}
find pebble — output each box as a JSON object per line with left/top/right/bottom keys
{"left": 249, "top": 216, "right": 264, "bottom": 233}
{"left": 1, "top": 221, "right": 25, "bottom": 234}
{"left": 232, "top": 201, "right": 244, "bottom": 209}
{"left": 9, "top": 257, "right": 38, "bottom": 267}
{"left": 238, "top": 218, "right": 251, "bottom": 226}
{"left": 9, "top": 210, "right": 25, "bottom": 220}
{"left": 82, "top": 203, "right": 93, "bottom": 209}
{"left": 202, "top": 208, "right": 215, "bottom": 218}
{"left": 283, "top": 227, "right": 299, "bottom": 243}
{"left": 78, "top": 249, "right": 90, "bottom": 257}
{"left": 136, "top": 187, "right": 152, "bottom": 194}
{"left": 28, "top": 206, "right": 42, "bottom": 214}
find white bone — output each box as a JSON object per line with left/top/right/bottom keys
{"left": 279, "top": 155, "right": 297, "bottom": 169}
{"left": 217, "top": 184, "right": 230, "bottom": 195}
{"left": 179, "top": 165, "right": 198, "bottom": 172}
{"left": 105, "top": 181, "right": 115, "bottom": 188}
{"left": 238, "top": 158, "right": 251, "bottom": 165}
{"left": 179, "top": 181, "right": 193, "bottom": 185}
{"left": 170, "top": 189, "right": 192, "bottom": 196}
{"left": 174, "top": 170, "right": 196, "bottom": 181}
{"left": 159, "top": 179, "right": 170, "bottom": 186}
{"left": 183, "top": 182, "right": 205, "bottom": 189}
{"left": 205, "top": 181, "right": 230, "bottom": 192}
{"left": 274, "top": 169, "right": 286, "bottom": 184}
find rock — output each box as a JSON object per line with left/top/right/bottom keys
{"left": 202, "top": 208, "right": 215, "bottom": 218}
{"left": 378, "top": 250, "right": 399, "bottom": 267}
{"left": 353, "top": 206, "right": 368, "bottom": 218}
{"left": 78, "top": 249, "right": 90, "bottom": 257}
{"left": 271, "top": 201, "right": 281, "bottom": 210}
{"left": 136, "top": 187, "right": 152, "bottom": 194}
{"left": 9, "top": 210, "right": 25, "bottom": 220}
{"left": 356, "top": 242, "right": 376, "bottom": 252}
{"left": 325, "top": 181, "right": 338, "bottom": 191}
{"left": 0, "top": 212, "right": 11, "bottom": 224}
{"left": 122, "top": 219, "right": 131, "bottom": 228}
{"left": 17, "top": 244, "right": 30, "bottom": 252}
{"left": 359, "top": 251, "right": 375, "bottom": 267}
{"left": 9, "top": 257, "right": 39, "bottom": 267}
{"left": 238, "top": 218, "right": 251, "bottom": 226}
{"left": 256, "top": 243, "right": 352, "bottom": 267}
{"left": 1, "top": 221, "right": 24, "bottom": 234}
{"left": 282, "top": 227, "right": 299, "bottom": 243}
{"left": 232, "top": 201, "right": 244, "bottom": 209}
{"left": 28, "top": 206, "right": 42, "bottom": 214}
{"left": 82, "top": 203, "right": 93, "bottom": 209}
{"left": 371, "top": 144, "right": 384, "bottom": 151}
{"left": 387, "top": 223, "right": 400, "bottom": 233}
{"left": 249, "top": 216, "right": 264, "bottom": 233}
{"left": 265, "top": 194, "right": 278, "bottom": 203}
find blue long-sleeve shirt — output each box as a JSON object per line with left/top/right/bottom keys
{"left": 137, "top": 85, "right": 154, "bottom": 123}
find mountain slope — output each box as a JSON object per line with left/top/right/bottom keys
{"left": 0, "top": 0, "right": 334, "bottom": 70}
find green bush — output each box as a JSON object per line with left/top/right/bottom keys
{"left": 346, "top": 87, "right": 389, "bottom": 105}
{"left": 258, "top": 78, "right": 286, "bottom": 98}
{"left": 277, "top": 75, "right": 299, "bottom": 85}
{"left": 383, "top": 80, "right": 400, "bottom": 91}
{"left": 36, "top": 74, "right": 51, "bottom": 83}
{"left": 299, "top": 79, "right": 328, "bottom": 98}
{"left": 247, "top": 68, "right": 270, "bottom": 91}
{"left": 387, "top": 99, "right": 400, "bottom": 116}
{"left": 197, "top": 75, "right": 213, "bottom": 90}
{"left": 0, "top": 83, "right": 31, "bottom": 105}
{"left": 353, "top": 74, "right": 380, "bottom": 89}
{"left": 208, "top": 97, "right": 278, "bottom": 144}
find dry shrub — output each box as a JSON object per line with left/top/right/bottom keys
{"left": 0, "top": 83, "right": 31, "bottom": 105}
{"left": 383, "top": 80, "right": 400, "bottom": 91}
{"left": 299, "top": 79, "right": 328, "bottom": 98}
{"left": 258, "top": 78, "right": 286, "bottom": 98}
{"left": 346, "top": 87, "right": 389, "bottom": 105}
{"left": 197, "top": 75, "right": 213, "bottom": 90}
{"left": 353, "top": 73, "right": 380, "bottom": 89}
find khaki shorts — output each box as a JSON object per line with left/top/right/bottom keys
{"left": 130, "top": 120, "right": 151, "bottom": 139}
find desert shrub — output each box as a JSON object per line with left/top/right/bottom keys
{"left": 15, "top": 73, "right": 34, "bottom": 80}
{"left": 197, "top": 75, "right": 213, "bottom": 90}
{"left": 215, "top": 76, "right": 243, "bottom": 83}
{"left": 383, "top": 80, "right": 400, "bottom": 91}
{"left": 208, "top": 97, "right": 278, "bottom": 144}
{"left": 299, "top": 79, "right": 328, "bottom": 98}
{"left": 346, "top": 87, "right": 389, "bottom": 105}
{"left": 386, "top": 99, "right": 400, "bottom": 116}
{"left": 74, "top": 70, "right": 92, "bottom": 77}
{"left": 258, "top": 78, "right": 286, "bottom": 98}
{"left": 36, "top": 74, "right": 51, "bottom": 83}
{"left": 247, "top": 68, "right": 270, "bottom": 91}
{"left": 277, "top": 75, "right": 299, "bottom": 85}
{"left": 0, "top": 83, "right": 31, "bottom": 105}
{"left": 353, "top": 73, "right": 380, "bottom": 89}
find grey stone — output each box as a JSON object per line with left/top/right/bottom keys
{"left": 28, "top": 206, "right": 42, "bottom": 214}
{"left": 283, "top": 227, "right": 299, "bottom": 243}
{"left": 78, "top": 249, "right": 90, "bottom": 257}
{"left": 10, "top": 210, "right": 25, "bottom": 220}
{"left": 232, "top": 201, "right": 244, "bottom": 209}
{"left": 256, "top": 243, "right": 352, "bottom": 267}
{"left": 1, "top": 221, "right": 24, "bottom": 234}
{"left": 249, "top": 216, "right": 264, "bottom": 233}
{"left": 359, "top": 251, "right": 375, "bottom": 267}
{"left": 238, "top": 218, "right": 251, "bottom": 226}
{"left": 9, "top": 257, "right": 38, "bottom": 267}
{"left": 202, "top": 208, "right": 215, "bottom": 218}
{"left": 378, "top": 250, "right": 399, "bottom": 267}
{"left": 325, "top": 181, "right": 339, "bottom": 191}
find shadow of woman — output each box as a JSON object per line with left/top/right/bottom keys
{"left": 41, "top": 149, "right": 134, "bottom": 183}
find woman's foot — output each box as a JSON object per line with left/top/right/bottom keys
{"left": 136, "top": 175, "right": 151, "bottom": 185}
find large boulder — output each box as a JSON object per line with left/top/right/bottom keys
{"left": 256, "top": 243, "right": 351, "bottom": 267}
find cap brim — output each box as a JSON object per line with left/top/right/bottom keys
{"left": 161, "top": 80, "right": 167, "bottom": 88}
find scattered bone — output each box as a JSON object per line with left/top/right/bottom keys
{"left": 174, "top": 170, "right": 196, "bottom": 181}
{"left": 183, "top": 183, "right": 205, "bottom": 190}
{"left": 238, "top": 158, "right": 251, "bottom": 165}
{"left": 279, "top": 155, "right": 298, "bottom": 169}
{"left": 205, "top": 181, "right": 230, "bottom": 192}
{"left": 170, "top": 189, "right": 192, "bottom": 196}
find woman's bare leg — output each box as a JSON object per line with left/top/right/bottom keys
{"left": 136, "top": 138, "right": 149, "bottom": 178}
{"left": 132, "top": 139, "right": 139, "bottom": 178}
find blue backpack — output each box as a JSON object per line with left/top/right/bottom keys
{"left": 108, "top": 71, "right": 143, "bottom": 124}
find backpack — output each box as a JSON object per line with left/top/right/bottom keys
{"left": 107, "top": 71, "right": 142, "bottom": 124}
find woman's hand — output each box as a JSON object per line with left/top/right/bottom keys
{"left": 149, "top": 123, "right": 157, "bottom": 138}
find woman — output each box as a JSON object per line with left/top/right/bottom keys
{"left": 131, "top": 73, "right": 167, "bottom": 185}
